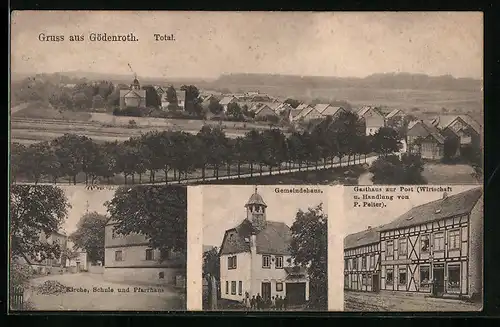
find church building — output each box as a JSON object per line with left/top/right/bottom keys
{"left": 119, "top": 77, "right": 147, "bottom": 109}
{"left": 219, "top": 188, "right": 310, "bottom": 305}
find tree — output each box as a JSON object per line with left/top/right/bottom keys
{"left": 261, "top": 129, "right": 287, "bottom": 174}
{"left": 284, "top": 98, "right": 301, "bottom": 109}
{"left": 51, "top": 134, "right": 86, "bottom": 184}
{"left": 226, "top": 102, "right": 244, "bottom": 120}
{"left": 10, "top": 142, "right": 26, "bottom": 183}
{"left": 371, "top": 127, "right": 401, "bottom": 156}
{"left": 181, "top": 85, "right": 203, "bottom": 116}
{"left": 203, "top": 246, "right": 220, "bottom": 309}
{"left": 142, "top": 85, "right": 161, "bottom": 108}
{"left": 290, "top": 203, "right": 328, "bottom": 310}
{"left": 21, "top": 141, "right": 59, "bottom": 184}
{"left": 369, "top": 153, "right": 426, "bottom": 184}
{"left": 105, "top": 186, "right": 187, "bottom": 259}
{"left": 70, "top": 212, "right": 107, "bottom": 264}
{"left": 208, "top": 98, "right": 223, "bottom": 115}
{"left": 165, "top": 85, "right": 178, "bottom": 106}
{"left": 10, "top": 185, "right": 71, "bottom": 261}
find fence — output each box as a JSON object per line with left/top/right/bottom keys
{"left": 10, "top": 287, "right": 24, "bottom": 310}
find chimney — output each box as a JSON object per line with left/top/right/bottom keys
{"left": 442, "top": 192, "right": 448, "bottom": 199}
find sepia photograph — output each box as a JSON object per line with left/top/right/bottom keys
{"left": 200, "top": 185, "right": 328, "bottom": 311}
{"left": 342, "top": 185, "right": 483, "bottom": 311}
{"left": 9, "top": 185, "right": 187, "bottom": 311}
{"left": 10, "top": 11, "right": 483, "bottom": 187}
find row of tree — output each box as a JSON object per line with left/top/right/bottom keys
{"left": 11, "top": 112, "right": 403, "bottom": 185}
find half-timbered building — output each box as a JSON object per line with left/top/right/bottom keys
{"left": 344, "top": 226, "right": 382, "bottom": 292}
{"left": 379, "top": 187, "right": 483, "bottom": 299}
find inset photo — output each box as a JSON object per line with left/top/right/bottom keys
{"left": 342, "top": 185, "right": 483, "bottom": 312}
{"left": 9, "top": 185, "right": 187, "bottom": 311}
{"left": 200, "top": 185, "right": 328, "bottom": 311}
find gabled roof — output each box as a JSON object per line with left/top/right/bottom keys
{"left": 220, "top": 96, "right": 236, "bottom": 105}
{"left": 357, "top": 106, "right": 384, "bottom": 118}
{"left": 386, "top": 108, "right": 403, "bottom": 119}
{"left": 431, "top": 115, "right": 482, "bottom": 135}
{"left": 295, "top": 103, "right": 312, "bottom": 111}
{"left": 380, "top": 187, "right": 483, "bottom": 233}
{"left": 296, "top": 106, "right": 323, "bottom": 120}
{"left": 408, "top": 120, "right": 446, "bottom": 144}
{"left": 220, "top": 219, "right": 292, "bottom": 256}
{"left": 344, "top": 226, "right": 383, "bottom": 250}
{"left": 321, "top": 106, "right": 344, "bottom": 116}
{"left": 314, "top": 104, "right": 331, "bottom": 113}
{"left": 122, "top": 90, "right": 145, "bottom": 98}
{"left": 289, "top": 108, "right": 303, "bottom": 120}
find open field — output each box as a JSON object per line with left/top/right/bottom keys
{"left": 10, "top": 114, "right": 286, "bottom": 144}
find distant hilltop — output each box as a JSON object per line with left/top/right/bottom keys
{"left": 11, "top": 71, "right": 482, "bottom": 92}
{"left": 213, "top": 73, "right": 482, "bottom": 92}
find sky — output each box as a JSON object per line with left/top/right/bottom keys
{"left": 202, "top": 185, "right": 328, "bottom": 247}
{"left": 11, "top": 11, "right": 483, "bottom": 79}
{"left": 343, "top": 185, "right": 481, "bottom": 236}
{"left": 58, "top": 186, "right": 116, "bottom": 234}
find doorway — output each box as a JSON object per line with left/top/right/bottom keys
{"left": 261, "top": 282, "right": 271, "bottom": 302}
{"left": 285, "top": 282, "right": 306, "bottom": 305}
{"left": 372, "top": 274, "right": 380, "bottom": 292}
{"left": 433, "top": 266, "right": 445, "bottom": 297}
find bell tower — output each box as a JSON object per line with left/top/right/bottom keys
{"left": 245, "top": 186, "right": 267, "bottom": 231}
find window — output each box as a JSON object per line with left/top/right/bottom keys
{"left": 262, "top": 255, "right": 270, "bottom": 268}
{"left": 362, "top": 274, "right": 368, "bottom": 286}
{"left": 362, "top": 256, "right": 367, "bottom": 269}
{"left": 448, "top": 265, "right": 460, "bottom": 290}
{"left": 434, "top": 232, "right": 445, "bottom": 251}
{"left": 370, "top": 255, "right": 375, "bottom": 269}
{"left": 115, "top": 250, "right": 123, "bottom": 261}
{"left": 228, "top": 256, "right": 237, "bottom": 269}
{"left": 386, "top": 241, "right": 394, "bottom": 258}
{"left": 420, "top": 266, "right": 430, "bottom": 287}
{"left": 420, "top": 235, "right": 430, "bottom": 253}
{"left": 448, "top": 230, "right": 461, "bottom": 250}
{"left": 238, "top": 281, "right": 242, "bottom": 295}
{"left": 399, "top": 268, "right": 407, "bottom": 285}
{"left": 344, "top": 259, "right": 348, "bottom": 270}
{"left": 353, "top": 257, "right": 358, "bottom": 270}
{"left": 231, "top": 281, "right": 236, "bottom": 295}
{"left": 225, "top": 281, "right": 228, "bottom": 294}
{"left": 275, "top": 256, "right": 283, "bottom": 269}
{"left": 159, "top": 272, "right": 165, "bottom": 279}
{"left": 276, "top": 282, "right": 283, "bottom": 292}
{"left": 386, "top": 269, "right": 394, "bottom": 285}
{"left": 399, "top": 238, "right": 408, "bottom": 256}
{"left": 145, "top": 249, "right": 154, "bottom": 261}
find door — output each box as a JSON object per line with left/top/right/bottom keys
{"left": 372, "top": 274, "right": 380, "bottom": 292}
{"left": 261, "top": 282, "right": 271, "bottom": 302}
{"left": 285, "top": 282, "right": 306, "bottom": 305}
{"left": 433, "top": 267, "right": 445, "bottom": 296}
{"left": 76, "top": 262, "right": 81, "bottom": 273}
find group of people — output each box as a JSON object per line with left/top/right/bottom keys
{"left": 242, "top": 292, "right": 289, "bottom": 310}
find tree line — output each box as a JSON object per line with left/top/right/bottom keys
{"left": 11, "top": 112, "right": 403, "bottom": 185}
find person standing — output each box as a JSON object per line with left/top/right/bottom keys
{"left": 256, "top": 293, "right": 262, "bottom": 310}
{"left": 271, "top": 296, "right": 276, "bottom": 310}
{"left": 283, "top": 295, "right": 288, "bottom": 310}
{"left": 250, "top": 295, "right": 256, "bottom": 310}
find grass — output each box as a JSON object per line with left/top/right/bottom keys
{"left": 422, "top": 162, "right": 480, "bottom": 184}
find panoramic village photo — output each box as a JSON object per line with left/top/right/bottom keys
{"left": 342, "top": 185, "right": 483, "bottom": 311}
{"left": 10, "top": 11, "right": 483, "bottom": 187}
{"left": 9, "top": 185, "right": 187, "bottom": 311}
{"left": 201, "top": 185, "right": 328, "bottom": 311}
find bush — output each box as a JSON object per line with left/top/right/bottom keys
{"left": 10, "top": 261, "right": 34, "bottom": 291}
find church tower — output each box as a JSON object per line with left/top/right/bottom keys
{"left": 245, "top": 186, "right": 267, "bottom": 231}
{"left": 131, "top": 76, "right": 141, "bottom": 90}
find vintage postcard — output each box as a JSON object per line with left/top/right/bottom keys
{"left": 10, "top": 11, "right": 483, "bottom": 187}
{"left": 9, "top": 184, "right": 187, "bottom": 311}
{"left": 342, "top": 185, "right": 483, "bottom": 311}
{"left": 193, "top": 185, "right": 330, "bottom": 311}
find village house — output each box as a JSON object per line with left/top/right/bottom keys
{"left": 430, "top": 115, "right": 482, "bottom": 150}
{"left": 288, "top": 108, "right": 305, "bottom": 123}
{"left": 407, "top": 120, "right": 456, "bottom": 160}
{"left": 385, "top": 109, "right": 405, "bottom": 127}
{"left": 219, "top": 96, "right": 238, "bottom": 113}
{"left": 319, "top": 105, "right": 346, "bottom": 119}
{"left": 274, "top": 103, "right": 294, "bottom": 115}
{"left": 160, "top": 88, "right": 187, "bottom": 110}
{"left": 18, "top": 230, "right": 69, "bottom": 275}
{"left": 344, "top": 187, "right": 483, "bottom": 301}
{"left": 104, "top": 218, "right": 186, "bottom": 287}
{"left": 295, "top": 105, "right": 324, "bottom": 122}
{"left": 344, "top": 226, "right": 382, "bottom": 292}
{"left": 357, "top": 106, "right": 386, "bottom": 135}
{"left": 254, "top": 104, "right": 278, "bottom": 119}
{"left": 65, "top": 239, "right": 90, "bottom": 273}
{"left": 219, "top": 189, "right": 310, "bottom": 305}
{"left": 119, "top": 77, "right": 147, "bottom": 109}
{"left": 378, "top": 188, "right": 483, "bottom": 300}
